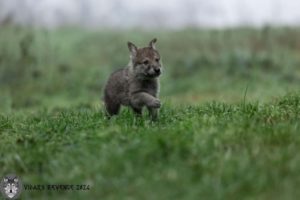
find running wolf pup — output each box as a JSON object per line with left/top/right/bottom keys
{"left": 104, "top": 38, "right": 162, "bottom": 120}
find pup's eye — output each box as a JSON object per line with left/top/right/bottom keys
{"left": 155, "top": 58, "right": 160, "bottom": 62}
{"left": 143, "top": 60, "right": 149, "bottom": 65}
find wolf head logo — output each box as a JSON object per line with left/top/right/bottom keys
{"left": 0, "top": 174, "right": 22, "bottom": 199}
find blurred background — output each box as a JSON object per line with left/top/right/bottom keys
{"left": 1, "top": 0, "right": 300, "bottom": 28}
{"left": 0, "top": 0, "right": 300, "bottom": 112}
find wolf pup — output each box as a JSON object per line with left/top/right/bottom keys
{"left": 104, "top": 38, "right": 162, "bottom": 120}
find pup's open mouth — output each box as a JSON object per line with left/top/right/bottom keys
{"left": 146, "top": 74, "right": 160, "bottom": 78}
{"left": 144, "top": 71, "right": 161, "bottom": 78}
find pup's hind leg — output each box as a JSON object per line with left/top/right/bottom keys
{"left": 105, "top": 102, "right": 120, "bottom": 117}
{"left": 104, "top": 96, "right": 120, "bottom": 117}
{"left": 107, "top": 103, "right": 120, "bottom": 115}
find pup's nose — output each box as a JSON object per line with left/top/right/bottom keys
{"left": 154, "top": 68, "right": 161, "bottom": 74}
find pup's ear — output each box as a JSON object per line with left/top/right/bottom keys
{"left": 127, "top": 41, "right": 138, "bottom": 57}
{"left": 149, "top": 38, "right": 157, "bottom": 49}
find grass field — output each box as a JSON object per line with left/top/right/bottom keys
{"left": 0, "top": 26, "right": 300, "bottom": 199}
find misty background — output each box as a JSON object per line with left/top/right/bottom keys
{"left": 1, "top": 0, "right": 300, "bottom": 111}
{"left": 0, "top": 0, "right": 300, "bottom": 28}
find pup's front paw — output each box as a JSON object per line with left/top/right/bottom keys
{"left": 149, "top": 98, "right": 161, "bottom": 108}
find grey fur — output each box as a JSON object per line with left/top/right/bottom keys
{"left": 104, "top": 38, "right": 162, "bottom": 120}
